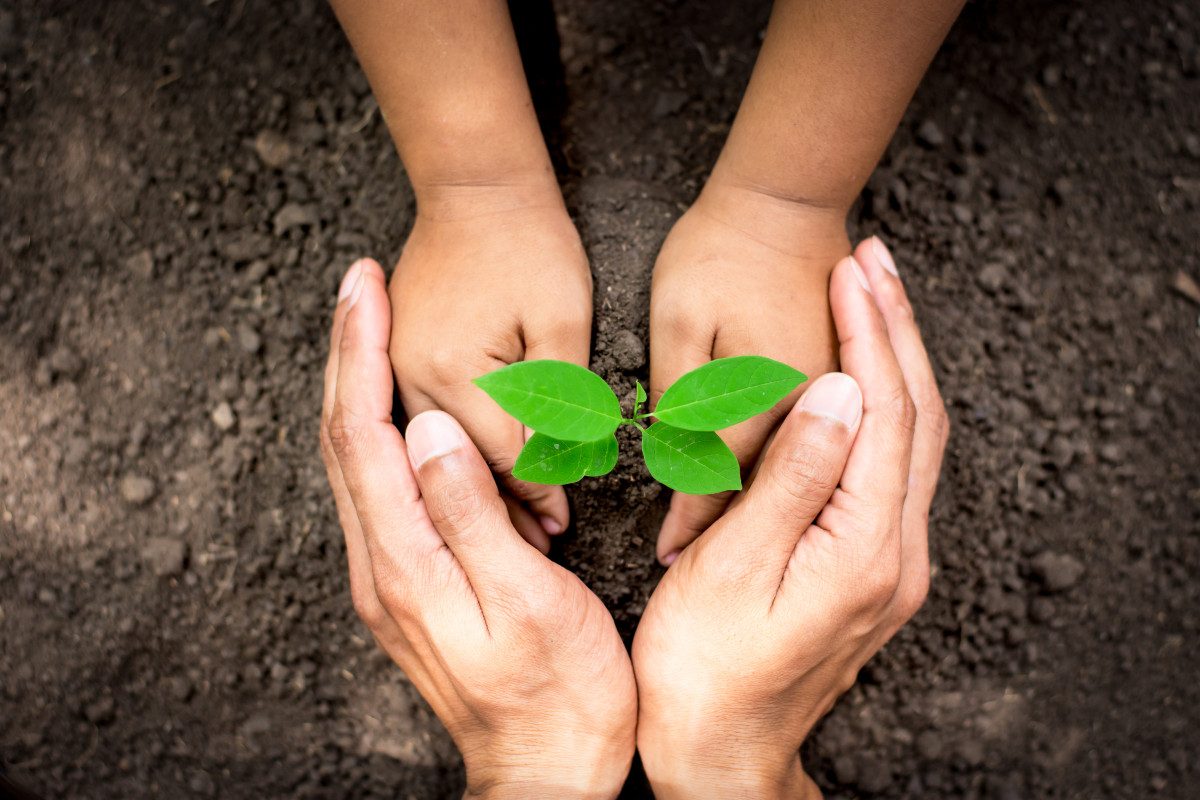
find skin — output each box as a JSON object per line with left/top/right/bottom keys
{"left": 328, "top": 0, "right": 965, "bottom": 554}
{"left": 651, "top": 0, "right": 967, "bottom": 563}
{"left": 328, "top": 0, "right": 590, "bottom": 547}
{"left": 320, "top": 260, "right": 636, "bottom": 800}
{"left": 636, "top": 241, "right": 949, "bottom": 797}
{"left": 319, "top": 239, "right": 948, "bottom": 797}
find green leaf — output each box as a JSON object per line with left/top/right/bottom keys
{"left": 636, "top": 380, "right": 647, "bottom": 408}
{"left": 513, "top": 433, "right": 620, "bottom": 484}
{"left": 641, "top": 423, "right": 741, "bottom": 495}
{"left": 653, "top": 356, "right": 806, "bottom": 431}
{"left": 474, "top": 360, "right": 621, "bottom": 442}
{"left": 585, "top": 434, "right": 619, "bottom": 477}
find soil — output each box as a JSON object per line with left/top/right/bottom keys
{"left": 1, "top": 0, "right": 1198, "bottom": 798}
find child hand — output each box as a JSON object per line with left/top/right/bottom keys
{"left": 649, "top": 184, "right": 850, "bottom": 563}
{"left": 388, "top": 187, "right": 593, "bottom": 550}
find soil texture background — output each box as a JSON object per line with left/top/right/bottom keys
{"left": 1, "top": 0, "right": 1198, "bottom": 798}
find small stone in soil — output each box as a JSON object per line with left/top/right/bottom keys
{"left": 212, "top": 402, "right": 236, "bottom": 431}
{"left": 237, "top": 323, "right": 262, "bottom": 354}
{"left": 254, "top": 130, "right": 294, "bottom": 169}
{"left": 916, "top": 119, "right": 945, "bottom": 148}
{"left": 119, "top": 474, "right": 157, "bottom": 506}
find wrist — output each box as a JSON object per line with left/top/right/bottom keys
{"left": 687, "top": 173, "right": 851, "bottom": 266}
{"left": 411, "top": 164, "right": 566, "bottom": 223}
{"left": 640, "top": 743, "right": 817, "bottom": 800}
{"left": 462, "top": 733, "right": 631, "bottom": 800}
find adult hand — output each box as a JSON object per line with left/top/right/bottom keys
{"left": 649, "top": 182, "right": 850, "bottom": 563}
{"left": 634, "top": 239, "right": 949, "bottom": 799}
{"left": 321, "top": 260, "right": 636, "bottom": 800}
{"left": 389, "top": 184, "right": 593, "bottom": 552}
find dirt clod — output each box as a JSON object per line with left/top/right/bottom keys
{"left": 142, "top": 537, "right": 187, "bottom": 578}
{"left": 118, "top": 475, "right": 157, "bottom": 506}
{"left": 1030, "top": 551, "right": 1085, "bottom": 593}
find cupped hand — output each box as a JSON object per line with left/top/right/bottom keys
{"left": 389, "top": 184, "right": 593, "bottom": 551}
{"left": 649, "top": 182, "right": 851, "bottom": 563}
{"left": 634, "top": 240, "right": 949, "bottom": 799}
{"left": 320, "top": 260, "right": 636, "bottom": 800}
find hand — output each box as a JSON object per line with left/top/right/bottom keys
{"left": 320, "top": 260, "right": 636, "bottom": 799}
{"left": 649, "top": 181, "right": 851, "bottom": 563}
{"left": 634, "top": 240, "right": 949, "bottom": 799}
{"left": 389, "top": 182, "right": 593, "bottom": 551}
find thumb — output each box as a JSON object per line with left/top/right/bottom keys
{"left": 406, "top": 410, "right": 541, "bottom": 597}
{"left": 713, "top": 373, "right": 863, "bottom": 568}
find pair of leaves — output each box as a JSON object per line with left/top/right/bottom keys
{"left": 473, "top": 356, "right": 805, "bottom": 495}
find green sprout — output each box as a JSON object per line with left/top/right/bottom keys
{"left": 473, "top": 356, "right": 806, "bottom": 495}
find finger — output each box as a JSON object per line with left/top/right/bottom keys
{"left": 321, "top": 260, "right": 386, "bottom": 625}
{"left": 513, "top": 316, "right": 596, "bottom": 535}
{"left": 406, "top": 410, "right": 544, "bottom": 602}
{"left": 393, "top": 359, "right": 561, "bottom": 546}
{"left": 648, "top": 301, "right": 714, "bottom": 408}
{"left": 653, "top": 396, "right": 795, "bottom": 563}
{"left": 503, "top": 493, "right": 553, "bottom": 555}
{"left": 328, "top": 261, "right": 446, "bottom": 584}
{"left": 649, "top": 306, "right": 723, "bottom": 562}
{"left": 657, "top": 490, "right": 734, "bottom": 565}
{"left": 827, "top": 256, "right": 916, "bottom": 513}
{"left": 695, "top": 372, "right": 863, "bottom": 582}
{"left": 853, "top": 238, "right": 948, "bottom": 513}
{"left": 437, "top": 387, "right": 570, "bottom": 538}
{"left": 854, "top": 237, "right": 949, "bottom": 615}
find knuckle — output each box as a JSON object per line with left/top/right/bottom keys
{"left": 327, "top": 409, "right": 369, "bottom": 464}
{"left": 911, "top": 383, "right": 944, "bottom": 419}
{"left": 896, "top": 565, "right": 931, "bottom": 621}
{"left": 350, "top": 581, "right": 387, "bottom": 629}
{"left": 888, "top": 291, "right": 916, "bottom": 323}
{"left": 768, "top": 441, "right": 844, "bottom": 508}
{"left": 426, "top": 345, "right": 464, "bottom": 385}
{"left": 879, "top": 384, "right": 917, "bottom": 437}
{"left": 540, "top": 313, "right": 591, "bottom": 345}
{"left": 859, "top": 561, "right": 902, "bottom": 607}
{"left": 425, "top": 474, "right": 488, "bottom": 534}
{"left": 370, "top": 563, "right": 412, "bottom": 617}
{"left": 653, "top": 299, "right": 701, "bottom": 343}
{"left": 319, "top": 424, "right": 337, "bottom": 470}
{"left": 932, "top": 398, "right": 952, "bottom": 449}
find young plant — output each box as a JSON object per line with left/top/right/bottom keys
{"left": 473, "top": 356, "right": 805, "bottom": 495}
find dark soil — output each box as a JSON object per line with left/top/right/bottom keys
{"left": 2, "top": 0, "right": 1198, "bottom": 798}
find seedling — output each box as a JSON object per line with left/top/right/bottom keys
{"left": 473, "top": 356, "right": 805, "bottom": 495}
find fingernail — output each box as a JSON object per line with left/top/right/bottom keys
{"left": 539, "top": 515, "right": 563, "bottom": 535}
{"left": 347, "top": 269, "right": 366, "bottom": 309}
{"left": 872, "top": 237, "right": 899, "bottom": 277}
{"left": 406, "top": 412, "right": 462, "bottom": 468}
{"left": 662, "top": 551, "right": 679, "bottom": 566}
{"left": 801, "top": 373, "right": 862, "bottom": 427}
{"left": 339, "top": 260, "right": 364, "bottom": 301}
{"left": 850, "top": 256, "right": 872, "bottom": 294}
